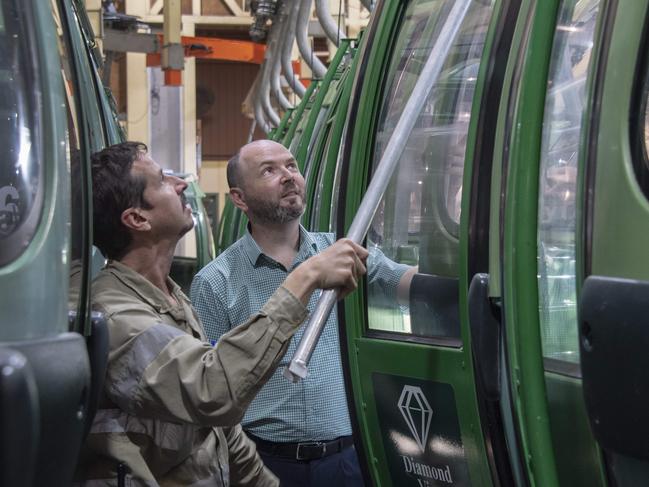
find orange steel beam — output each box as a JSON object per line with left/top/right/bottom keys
{"left": 294, "top": 60, "right": 311, "bottom": 87}
{"left": 164, "top": 69, "right": 183, "bottom": 86}
{"left": 147, "top": 35, "right": 267, "bottom": 67}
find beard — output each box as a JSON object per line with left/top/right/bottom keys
{"left": 246, "top": 190, "right": 305, "bottom": 225}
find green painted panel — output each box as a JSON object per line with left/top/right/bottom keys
{"left": 586, "top": 1, "right": 649, "bottom": 484}
{"left": 293, "top": 42, "right": 351, "bottom": 171}
{"left": 217, "top": 199, "right": 243, "bottom": 253}
{"left": 272, "top": 108, "right": 293, "bottom": 142}
{"left": 0, "top": 0, "right": 70, "bottom": 340}
{"left": 501, "top": 1, "right": 564, "bottom": 485}
{"left": 282, "top": 81, "right": 319, "bottom": 147}
{"left": 372, "top": 373, "right": 471, "bottom": 486}
{"left": 355, "top": 340, "right": 490, "bottom": 486}
{"left": 339, "top": 1, "right": 507, "bottom": 485}
{"left": 216, "top": 198, "right": 234, "bottom": 254}
{"left": 591, "top": 2, "right": 649, "bottom": 279}
{"left": 544, "top": 372, "right": 605, "bottom": 486}
{"left": 303, "top": 62, "right": 355, "bottom": 227}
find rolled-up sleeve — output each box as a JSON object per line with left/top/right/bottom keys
{"left": 105, "top": 286, "right": 307, "bottom": 427}
{"left": 368, "top": 247, "right": 411, "bottom": 299}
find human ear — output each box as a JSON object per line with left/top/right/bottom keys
{"left": 229, "top": 188, "right": 248, "bottom": 213}
{"left": 121, "top": 208, "right": 151, "bottom": 232}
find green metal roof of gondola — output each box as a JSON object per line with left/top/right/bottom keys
{"left": 301, "top": 41, "right": 360, "bottom": 230}
{"left": 271, "top": 107, "right": 294, "bottom": 142}
{"left": 216, "top": 198, "right": 241, "bottom": 255}
{"left": 281, "top": 79, "right": 320, "bottom": 148}
{"left": 290, "top": 40, "right": 353, "bottom": 173}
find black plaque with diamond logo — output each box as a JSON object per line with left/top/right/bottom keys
{"left": 372, "top": 373, "right": 470, "bottom": 486}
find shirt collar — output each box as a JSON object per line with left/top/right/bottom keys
{"left": 103, "top": 260, "right": 186, "bottom": 314}
{"left": 242, "top": 224, "right": 319, "bottom": 267}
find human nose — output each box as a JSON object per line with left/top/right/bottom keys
{"left": 280, "top": 166, "right": 295, "bottom": 182}
{"left": 173, "top": 175, "right": 188, "bottom": 193}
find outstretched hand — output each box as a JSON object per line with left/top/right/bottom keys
{"left": 282, "top": 238, "right": 368, "bottom": 304}
{"left": 310, "top": 238, "right": 368, "bottom": 298}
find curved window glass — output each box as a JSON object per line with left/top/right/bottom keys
{"left": 366, "top": 0, "right": 494, "bottom": 339}
{"left": 0, "top": 1, "right": 44, "bottom": 266}
{"left": 49, "top": 0, "right": 89, "bottom": 331}
{"left": 637, "top": 39, "right": 649, "bottom": 195}
{"left": 537, "top": 0, "right": 600, "bottom": 364}
{"left": 310, "top": 120, "right": 336, "bottom": 230}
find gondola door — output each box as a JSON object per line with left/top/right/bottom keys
{"left": 577, "top": 0, "right": 649, "bottom": 483}
{"left": 337, "top": 0, "right": 516, "bottom": 485}
{"left": 499, "top": 0, "right": 611, "bottom": 486}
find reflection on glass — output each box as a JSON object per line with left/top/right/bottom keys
{"left": 0, "top": 1, "right": 42, "bottom": 264}
{"left": 645, "top": 100, "right": 649, "bottom": 150}
{"left": 310, "top": 120, "right": 336, "bottom": 229}
{"left": 537, "top": 0, "right": 600, "bottom": 363}
{"left": 48, "top": 0, "right": 87, "bottom": 327}
{"left": 366, "top": 0, "right": 494, "bottom": 338}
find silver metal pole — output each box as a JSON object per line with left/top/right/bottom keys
{"left": 315, "top": 0, "right": 346, "bottom": 46}
{"left": 284, "top": 0, "right": 472, "bottom": 383}
{"left": 296, "top": 0, "right": 327, "bottom": 79}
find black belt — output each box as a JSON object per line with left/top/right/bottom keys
{"left": 247, "top": 433, "right": 354, "bottom": 461}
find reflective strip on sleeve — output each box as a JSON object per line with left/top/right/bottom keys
{"left": 90, "top": 408, "right": 195, "bottom": 451}
{"left": 188, "top": 473, "right": 227, "bottom": 487}
{"left": 73, "top": 478, "right": 158, "bottom": 487}
{"left": 74, "top": 473, "right": 224, "bottom": 487}
{"left": 109, "top": 323, "right": 186, "bottom": 407}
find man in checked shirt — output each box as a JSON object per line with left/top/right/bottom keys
{"left": 191, "top": 140, "right": 415, "bottom": 487}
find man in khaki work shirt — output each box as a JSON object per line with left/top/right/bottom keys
{"left": 74, "top": 142, "right": 367, "bottom": 486}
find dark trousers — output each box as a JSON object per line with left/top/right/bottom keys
{"left": 258, "top": 445, "right": 365, "bottom": 487}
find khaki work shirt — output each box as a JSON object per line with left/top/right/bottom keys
{"left": 75, "top": 261, "right": 308, "bottom": 486}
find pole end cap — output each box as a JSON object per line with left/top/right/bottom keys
{"left": 283, "top": 360, "right": 308, "bottom": 383}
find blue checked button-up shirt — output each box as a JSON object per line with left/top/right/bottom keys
{"left": 191, "top": 226, "right": 409, "bottom": 442}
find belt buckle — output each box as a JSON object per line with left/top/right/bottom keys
{"left": 295, "top": 441, "right": 325, "bottom": 460}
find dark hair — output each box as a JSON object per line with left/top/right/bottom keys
{"left": 91, "top": 141, "right": 152, "bottom": 260}
{"left": 226, "top": 151, "right": 241, "bottom": 189}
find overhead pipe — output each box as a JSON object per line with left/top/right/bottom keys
{"left": 254, "top": 88, "right": 272, "bottom": 133}
{"left": 247, "top": 119, "right": 258, "bottom": 143}
{"left": 251, "top": 71, "right": 272, "bottom": 133}
{"left": 280, "top": 0, "right": 306, "bottom": 98}
{"left": 296, "top": 0, "right": 327, "bottom": 79}
{"left": 269, "top": 4, "right": 293, "bottom": 110}
{"left": 260, "top": 12, "right": 282, "bottom": 124}
{"left": 283, "top": 0, "right": 473, "bottom": 383}
{"left": 260, "top": 58, "right": 281, "bottom": 127}
{"left": 255, "top": 13, "right": 283, "bottom": 128}
{"left": 271, "top": 54, "right": 293, "bottom": 110}
{"left": 315, "top": 0, "right": 346, "bottom": 46}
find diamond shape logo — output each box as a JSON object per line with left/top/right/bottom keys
{"left": 398, "top": 385, "right": 433, "bottom": 453}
